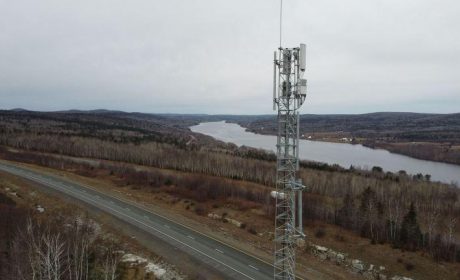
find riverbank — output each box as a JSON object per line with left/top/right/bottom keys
{"left": 226, "top": 112, "right": 460, "bottom": 166}
{"left": 239, "top": 124, "right": 460, "bottom": 167}
{"left": 363, "top": 141, "right": 460, "bottom": 165}
{"left": 191, "top": 121, "right": 460, "bottom": 185}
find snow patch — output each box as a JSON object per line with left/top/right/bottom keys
{"left": 36, "top": 205, "right": 45, "bottom": 213}
{"left": 121, "top": 254, "right": 167, "bottom": 278}
{"left": 122, "top": 253, "right": 146, "bottom": 263}
{"left": 145, "top": 262, "right": 166, "bottom": 277}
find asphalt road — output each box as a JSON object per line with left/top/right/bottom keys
{"left": 0, "top": 162, "right": 275, "bottom": 280}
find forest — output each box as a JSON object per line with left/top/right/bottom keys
{"left": 0, "top": 110, "right": 459, "bottom": 265}
{"left": 0, "top": 191, "right": 123, "bottom": 280}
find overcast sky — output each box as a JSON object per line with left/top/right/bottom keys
{"left": 0, "top": 0, "right": 459, "bottom": 114}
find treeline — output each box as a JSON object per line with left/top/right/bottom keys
{"left": 301, "top": 169, "right": 460, "bottom": 262}
{"left": 332, "top": 188, "right": 459, "bottom": 262}
{"left": 0, "top": 111, "right": 199, "bottom": 148}
{"left": 0, "top": 134, "right": 436, "bottom": 189}
{"left": 1, "top": 147, "right": 459, "bottom": 263}
{"left": 367, "top": 141, "right": 460, "bottom": 166}
{"left": 104, "top": 163, "right": 269, "bottom": 211}
{"left": 0, "top": 134, "right": 278, "bottom": 186}
{"left": 0, "top": 148, "right": 270, "bottom": 212}
{"left": 237, "top": 112, "right": 460, "bottom": 144}
{"left": 0, "top": 192, "right": 121, "bottom": 280}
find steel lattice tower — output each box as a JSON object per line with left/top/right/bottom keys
{"left": 272, "top": 44, "right": 307, "bottom": 280}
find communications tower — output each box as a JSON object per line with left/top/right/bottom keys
{"left": 272, "top": 43, "right": 308, "bottom": 279}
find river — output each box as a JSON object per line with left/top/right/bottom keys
{"left": 190, "top": 121, "right": 460, "bottom": 185}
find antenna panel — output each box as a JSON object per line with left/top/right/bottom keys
{"left": 299, "top": 79, "right": 307, "bottom": 95}
{"left": 299, "top": 44, "right": 306, "bottom": 72}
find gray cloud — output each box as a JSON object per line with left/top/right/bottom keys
{"left": 0, "top": 0, "right": 458, "bottom": 114}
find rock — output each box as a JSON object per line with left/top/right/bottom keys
{"left": 207, "top": 213, "right": 221, "bottom": 220}
{"left": 351, "top": 259, "right": 365, "bottom": 273}
{"left": 363, "top": 271, "right": 374, "bottom": 279}
{"left": 327, "top": 250, "right": 337, "bottom": 260}
{"left": 313, "top": 245, "right": 328, "bottom": 253}
{"left": 335, "top": 253, "right": 345, "bottom": 264}
{"left": 312, "top": 245, "right": 328, "bottom": 260}
{"left": 391, "top": 277, "right": 413, "bottom": 280}
{"left": 296, "top": 238, "right": 306, "bottom": 247}
{"left": 363, "top": 264, "right": 380, "bottom": 280}
{"left": 310, "top": 245, "right": 347, "bottom": 265}
{"left": 308, "top": 242, "right": 393, "bottom": 280}
{"left": 224, "top": 217, "right": 242, "bottom": 228}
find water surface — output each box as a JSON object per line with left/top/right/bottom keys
{"left": 191, "top": 121, "right": 460, "bottom": 185}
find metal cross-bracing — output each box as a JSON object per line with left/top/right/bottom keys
{"left": 272, "top": 44, "right": 307, "bottom": 280}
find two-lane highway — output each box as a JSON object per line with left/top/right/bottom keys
{"left": 0, "top": 161, "right": 274, "bottom": 280}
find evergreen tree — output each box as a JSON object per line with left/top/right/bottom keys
{"left": 400, "top": 203, "right": 422, "bottom": 251}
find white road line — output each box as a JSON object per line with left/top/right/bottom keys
{"left": 61, "top": 186, "right": 256, "bottom": 280}
{"left": 249, "top": 265, "right": 259, "bottom": 271}
{"left": 1, "top": 166, "right": 263, "bottom": 280}
{"left": 187, "top": 235, "right": 195, "bottom": 240}
{"left": 13, "top": 173, "right": 256, "bottom": 279}
{"left": 215, "top": 248, "right": 224, "bottom": 254}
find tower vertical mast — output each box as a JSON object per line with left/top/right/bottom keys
{"left": 272, "top": 43, "right": 307, "bottom": 279}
